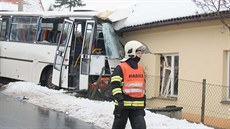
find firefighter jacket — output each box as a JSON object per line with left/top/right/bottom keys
{"left": 111, "top": 58, "right": 146, "bottom": 109}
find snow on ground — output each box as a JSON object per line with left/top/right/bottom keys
{"left": 1, "top": 81, "right": 213, "bottom": 129}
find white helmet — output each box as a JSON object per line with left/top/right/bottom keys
{"left": 121, "top": 40, "right": 148, "bottom": 62}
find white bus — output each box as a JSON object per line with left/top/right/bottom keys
{"left": 0, "top": 11, "right": 124, "bottom": 95}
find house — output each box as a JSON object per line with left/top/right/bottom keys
{"left": 114, "top": 3, "right": 230, "bottom": 129}
{"left": 0, "top": 0, "right": 44, "bottom": 12}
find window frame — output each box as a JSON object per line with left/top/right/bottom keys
{"left": 159, "top": 53, "right": 179, "bottom": 97}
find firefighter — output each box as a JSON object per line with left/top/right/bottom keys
{"left": 111, "top": 40, "right": 148, "bottom": 129}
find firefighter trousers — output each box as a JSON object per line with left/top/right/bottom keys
{"left": 112, "top": 108, "right": 146, "bottom": 129}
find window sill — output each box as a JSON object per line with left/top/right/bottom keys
{"left": 221, "top": 100, "right": 230, "bottom": 105}
{"left": 148, "top": 96, "right": 177, "bottom": 101}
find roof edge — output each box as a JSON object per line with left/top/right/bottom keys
{"left": 118, "top": 11, "right": 230, "bottom": 33}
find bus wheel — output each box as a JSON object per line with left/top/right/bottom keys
{"left": 45, "top": 69, "right": 55, "bottom": 89}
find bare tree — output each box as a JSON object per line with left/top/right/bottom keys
{"left": 193, "top": 0, "right": 230, "bottom": 30}
{"left": 54, "top": 0, "right": 86, "bottom": 11}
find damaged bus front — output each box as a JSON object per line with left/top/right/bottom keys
{"left": 0, "top": 11, "right": 124, "bottom": 99}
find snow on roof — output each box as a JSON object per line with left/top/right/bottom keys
{"left": 0, "top": 0, "right": 44, "bottom": 12}
{"left": 113, "top": 1, "right": 203, "bottom": 30}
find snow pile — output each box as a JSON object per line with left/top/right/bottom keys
{"left": 1, "top": 82, "right": 212, "bottom": 129}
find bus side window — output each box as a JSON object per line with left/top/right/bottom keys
{"left": 38, "top": 29, "right": 60, "bottom": 44}
{"left": 52, "top": 30, "right": 61, "bottom": 43}
{"left": 10, "top": 17, "right": 38, "bottom": 43}
{"left": 96, "top": 32, "right": 105, "bottom": 55}
{"left": 37, "top": 22, "right": 62, "bottom": 44}
{"left": 0, "top": 18, "right": 9, "bottom": 41}
{"left": 10, "top": 25, "right": 22, "bottom": 42}
{"left": 18, "top": 28, "right": 26, "bottom": 42}
{"left": 92, "top": 32, "right": 105, "bottom": 55}
{"left": 52, "top": 23, "right": 62, "bottom": 44}
{"left": 60, "top": 31, "right": 67, "bottom": 45}
{"left": 10, "top": 23, "right": 18, "bottom": 41}
{"left": 38, "top": 29, "right": 49, "bottom": 43}
{"left": 38, "top": 22, "right": 53, "bottom": 44}
{"left": 25, "top": 26, "right": 36, "bottom": 43}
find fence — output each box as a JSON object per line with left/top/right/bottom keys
{"left": 145, "top": 75, "right": 230, "bottom": 129}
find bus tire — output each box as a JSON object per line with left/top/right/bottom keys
{"left": 45, "top": 69, "right": 56, "bottom": 89}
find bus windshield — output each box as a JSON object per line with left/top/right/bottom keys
{"left": 102, "top": 23, "right": 124, "bottom": 59}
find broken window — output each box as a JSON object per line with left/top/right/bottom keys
{"left": 102, "top": 23, "right": 124, "bottom": 59}
{"left": 160, "top": 54, "right": 179, "bottom": 97}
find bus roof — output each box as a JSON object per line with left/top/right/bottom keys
{"left": 0, "top": 10, "right": 129, "bottom": 22}
{"left": 0, "top": 11, "right": 98, "bottom": 18}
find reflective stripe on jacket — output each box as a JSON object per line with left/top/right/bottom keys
{"left": 114, "top": 100, "right": 145, "bottom": 107}
{"left": 119, "top": 62, "right": 145, "bottom": 98}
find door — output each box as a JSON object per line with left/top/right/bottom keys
{"left": 52, "top": 19, "right": 74, "bottom": 88}
{"left": 79, "top": 20, "right": 95, "bottom": 90}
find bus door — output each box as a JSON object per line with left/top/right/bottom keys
{"left": 52, "top": 19, "right": 74, "bottom": 88}
{"left": 79, "top": 20, "right": 95, "bottom": 90}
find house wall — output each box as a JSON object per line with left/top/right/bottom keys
{"left": 121, "top": 20, "right": 230, "bottom": 128}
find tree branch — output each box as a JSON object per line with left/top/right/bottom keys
{"left": 193, "top": 0, "right": 230, "bottom": 31}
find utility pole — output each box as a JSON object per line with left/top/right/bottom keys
{"left": 18, "top": 0, "right": 24, "bottom": 11}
